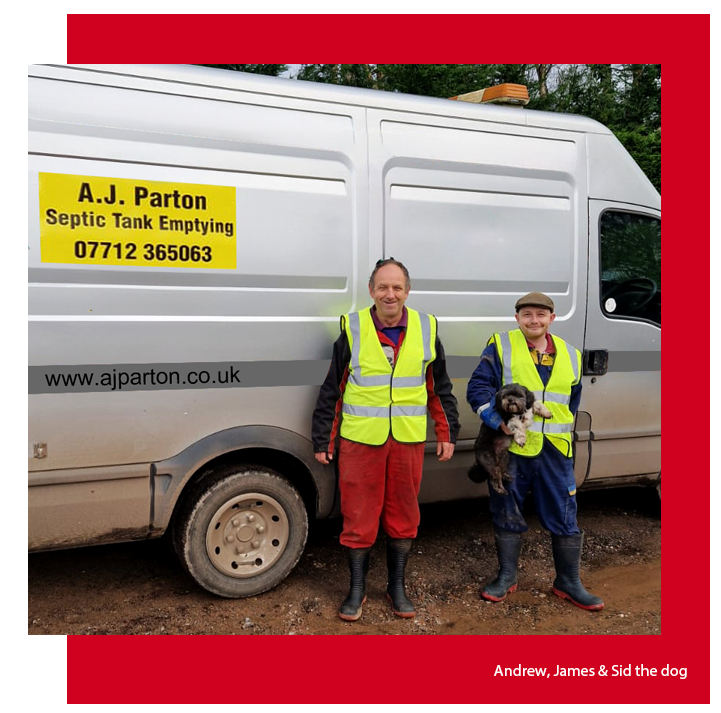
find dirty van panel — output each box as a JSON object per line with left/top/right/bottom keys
{"left": 584, "top": 199, "right": 661, "bottom": 482}
{"left": 28, "top": 471, "right": 150, "bottom": 551}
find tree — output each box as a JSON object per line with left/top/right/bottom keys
{"left": 379, "top": 64, "right": 497, "bottom": 97}
{"left": 613, "top": 127, "right": 661, "bottom": 192}
{"left": 533, "top": 64, "right": 553, "bottom": 101}
{"left": 198, "top": 64, "right": 288, "bottom": 77}
{"left": 296, "top": 64, "right": 379, "bottom": 88}
{"left": 491, "top": 64, "right": 532, "bottom": 86}
{"left": 548, "top": 64, "right": 586, "bottom": 114}
{"left": 297, "top": 63, "right": 499, "bottom": 98}
{"left": 616, "top": 64, "right": 661, "bottom": 129}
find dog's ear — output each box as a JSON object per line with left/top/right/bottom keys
{"left": 526, "top": 389, "right": 535, "bottom": 409}
{"left": 495, "top": 389, "right": 504, "bottom": 409}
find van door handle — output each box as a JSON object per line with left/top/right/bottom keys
{"left": 583, "top": 349, "right": 609, "bottom": 376}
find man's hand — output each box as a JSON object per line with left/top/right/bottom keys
{"left": 499, "top": 423, "right": 512, "bottom": 435}
{"left": 315, "top": 452, "right": 333, "bottom": 465}
{"left": 436, "top": 442, "right": 455, "bottom": 462}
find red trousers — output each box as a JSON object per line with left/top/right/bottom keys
{"left": 338, "top": 437, "right": 425, "bottom": 548}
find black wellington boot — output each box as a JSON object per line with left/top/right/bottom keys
{"left": 551, "top": 533, "right": 605, "bottom": 611}
{"left": 481, "top": 528, "right": 522, "bottom": 602}
{"left": 338, "top": 547, "right": 371, "bottom": 621}
{"left": 386, "top": 538, "right": 415, "bottom": 618}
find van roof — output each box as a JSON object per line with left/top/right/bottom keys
{"left": 33, "top": 64, "right": 613, "bottom": 136}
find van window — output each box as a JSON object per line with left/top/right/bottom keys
{"left": 599, "top": 211, "right": 661, "bottom": 325}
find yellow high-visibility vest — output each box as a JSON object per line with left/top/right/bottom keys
{"left": 340, "top": 307, "right": 437, "bottom": 445}
{"left": 491, "top": 329, "right": 581, "bottom": 458}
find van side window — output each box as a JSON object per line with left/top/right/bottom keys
{"left": 600, "top": 211, "right": 661, "bottom": 326}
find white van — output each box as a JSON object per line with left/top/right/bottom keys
{"left": 28, "top": 64, "right": 660, "bottom": 597}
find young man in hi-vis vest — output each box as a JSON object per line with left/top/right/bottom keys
{"left": 312, "top": 259, "right": 460, "bottom": 621}
{"left": 466, "top": 292, "right": 604, "bottom": 611}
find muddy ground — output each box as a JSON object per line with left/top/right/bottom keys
{"left": 28, "top": 487, "right": 660, "bottom": 636}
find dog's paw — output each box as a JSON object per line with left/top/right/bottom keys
{"left": 492, "top": 483, "right": 509, "bottom": 496}
{"left": 533, "top": 400, "right": 553, "bottom": 419}
{"left": 514, "top": 432, "right": 526, "bottom": 447}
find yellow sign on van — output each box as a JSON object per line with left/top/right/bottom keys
{"left": 39, "top": 173, "right": 237, "bottom": 269}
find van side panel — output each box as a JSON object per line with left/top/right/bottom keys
{"left": 587, "top": 133, "right": 660, "bottom": 209}
{"left": 28, "top": 71, "right": 368, "bottom": 546}
{"left": 375, "top": 116, "right": 582, "bottom": 324}
{"left": 28, "top": 468, "right": 150, "bottom": 551}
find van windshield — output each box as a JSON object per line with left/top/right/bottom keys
{"left": 599, "top": 211, "right": 661, "bottom": 326}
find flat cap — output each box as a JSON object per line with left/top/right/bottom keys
{"left": 515, "top": 291, "right": 555, "bottom": 312}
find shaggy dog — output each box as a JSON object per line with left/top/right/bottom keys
{"left": 468, "top": 384, "right": 553, "bottom": 495}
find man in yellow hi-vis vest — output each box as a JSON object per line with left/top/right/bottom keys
{"left": 466, "top": 292, "right": 604, "bottom": 611}
{"left": 313, "top": 259, "right": 459, "bottom": 621}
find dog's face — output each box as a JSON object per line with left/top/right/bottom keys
{"left": 495, "top": 384, "right": 535, "bottom": 416}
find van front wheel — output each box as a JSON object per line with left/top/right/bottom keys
{"left": 173, "top": 466, "right": 309, "bottom": 598}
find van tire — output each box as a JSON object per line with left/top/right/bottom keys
{"left": 173, "top": 466, "right": 308, "bottom": 598}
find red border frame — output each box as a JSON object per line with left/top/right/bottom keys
{"left": 64, "top": 13, "right": 709, "bottom": 705}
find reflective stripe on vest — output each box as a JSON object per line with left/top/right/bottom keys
{"left": 341, "top": 307, "right": 436, "bottom": 445}
{"left": 494, "top": 329, "right": 580, "bottom": 458}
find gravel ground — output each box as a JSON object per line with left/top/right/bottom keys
{"left": 28, "top": 487, "right": 661, "bottom": 636}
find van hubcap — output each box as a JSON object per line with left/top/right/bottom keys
{"left": 206, "top": 493, "right": 289, "bottom": 577}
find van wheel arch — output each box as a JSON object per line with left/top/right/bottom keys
{"left": 153, "top": 426, "right": 336, "bottom": 537}
{"left": 174, "top": 446, "right": 320, "bottom": 520}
